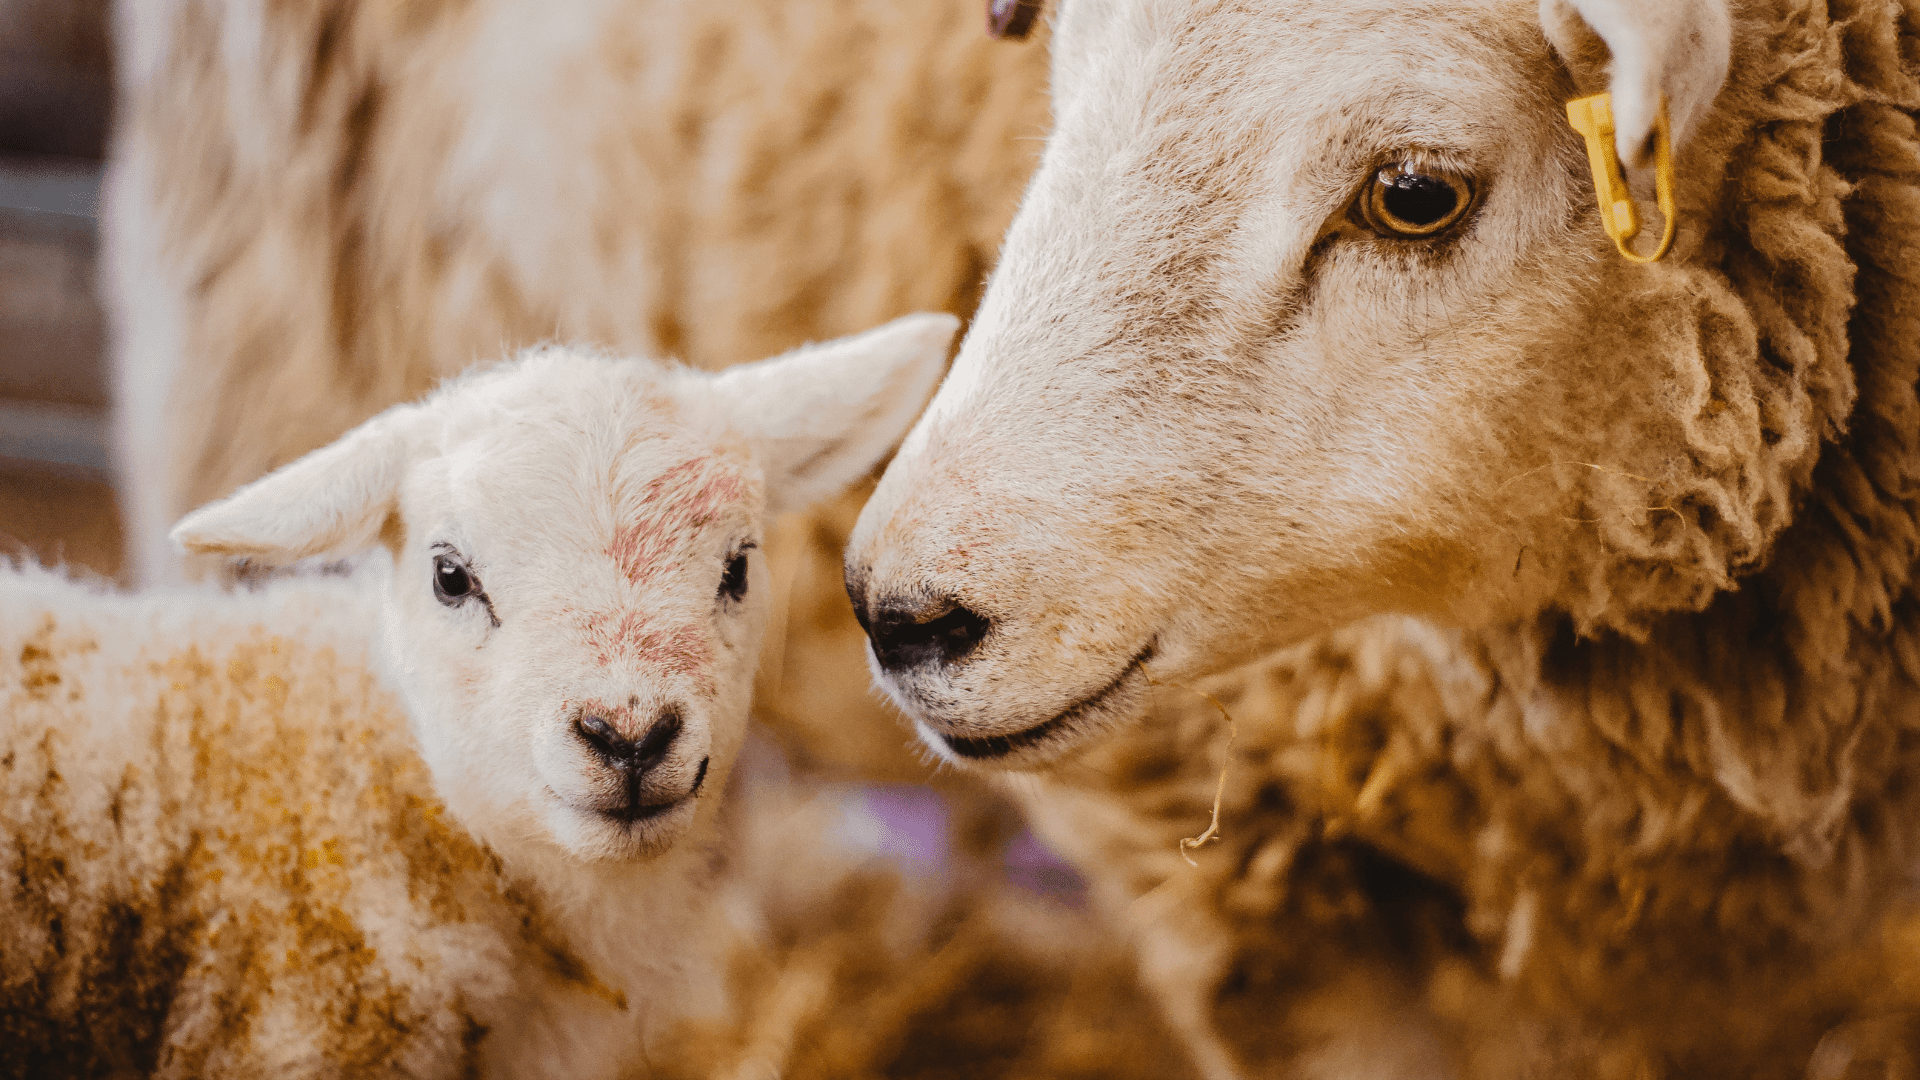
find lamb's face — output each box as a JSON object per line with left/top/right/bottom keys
{"left": 848, "top": 0, "right": 1756, "bottom": 767}
{"left": 172, "top": 315, "right": 957, "bottom": 858}
{"left": 384, "top": 367, "right": 766, "bottom": 861}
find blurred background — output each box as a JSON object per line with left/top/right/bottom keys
{"left": 0, "top": 0, "right": 117, "bottom": 577}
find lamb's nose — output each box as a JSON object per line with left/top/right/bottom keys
{"left": 575, "top": 707, "right": 682, "bottom": 771}
{"left": 860, "top": 596, "right": 992, "bottom": 673}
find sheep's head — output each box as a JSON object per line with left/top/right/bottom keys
{"left": 848, "top": 0, "right": 1869, "bottom": 768}
{"left": 174, "top": 314, "right": 954, "bottom": 859}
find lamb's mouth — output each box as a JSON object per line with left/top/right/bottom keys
{"left": 590, "top": 756, "right": 709, "bottom": 825}
{"left": 933, "top": 645, "right": 1153, "bottom": 762}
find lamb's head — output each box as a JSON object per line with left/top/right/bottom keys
{"left": 848, "top": 0, "right": 1866, "bottom": 767}
{"left": 174, "top": 314, "right": 954, "bottom": 858}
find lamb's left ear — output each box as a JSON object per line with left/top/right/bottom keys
{"left": 171, "top": 404, "right": 423, "bottom": 563}
{"left": 1541, "top": 0, "right": 1732, "bottom": 167}
{"left": 712, "top": 313, "right": 958, "bottom": 514}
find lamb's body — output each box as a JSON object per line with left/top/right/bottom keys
{"left": 0, "top": 570, "right": 721, "bottom": 1078}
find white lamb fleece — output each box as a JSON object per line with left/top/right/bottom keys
{"left": 0, "top": 312, "right": 955, "bottom": 1079}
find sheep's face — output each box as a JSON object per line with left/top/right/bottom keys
{"left": 173, "top": 315, "right": 957, "bottom": 860}
{"left": 848, "top": 0, "right": 1763, "bottom": 768}
{"left": 383, "top": 368, "right": 768, "bottom": 861}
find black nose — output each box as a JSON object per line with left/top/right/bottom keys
{"left": 575, "top": 707, "right": 682, "bottom": 771}
{"left": 861, "top": 597, "right": 992, "bottom": 673}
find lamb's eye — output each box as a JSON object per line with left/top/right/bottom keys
{"left": 1356, "top": 164, "right": 1475, "bottom": 238}
{"left": 433, "top": 554, "right": 477, "bottom": 604}
{"left": 719, "top": 551, "right": 749, "bottom": 604}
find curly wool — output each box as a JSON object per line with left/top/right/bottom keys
{"left": 1016, "top": 0, "right": 1920, "bottom": 1076}
{"left": 1554, "top": 0, "right": 1895, "bottom": 635}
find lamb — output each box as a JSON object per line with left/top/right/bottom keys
{"left": 845, "top": 0, "right": 1920, "bottom": 1077}
{"left": 1, "top": 313, "right": 956, "bottom": 1079}
{"left": 105, "top": 0, "right": 1052, "bottom": 783}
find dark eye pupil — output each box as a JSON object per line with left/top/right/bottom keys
{"left": 435, "top": 556, "right": 473, "bottom": 599}
{"left": 1381, "top": 174, "right": 1458, "bottom": 226}
{"left": 720, "top": 554, "right": 749, "bottom": 602}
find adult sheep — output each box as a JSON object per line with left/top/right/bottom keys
{"left": 106, "top": 0, "right": 1050, "bottom": 780}
{"left": 846, "top": 0, "right": 1920, "bottom": 1077}
{"left": 3, "top": 315, "right": 954, "bottom": 1078}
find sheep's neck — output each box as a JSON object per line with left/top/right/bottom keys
{"left": 1497, "top": 380, "right": 1920, "bottom": 874}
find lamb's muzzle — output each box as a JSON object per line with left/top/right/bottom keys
{"left": 571, "top": 704, "right": 707, "bottom": 824}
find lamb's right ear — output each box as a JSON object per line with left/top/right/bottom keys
{"left": 171, "top": 406, "right": 421, "bottom": 563}
{"left": 712, "top": 313, "right": 958, "bottom": 514}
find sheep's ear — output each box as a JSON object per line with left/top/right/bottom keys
{"left": 171, "top": 406, "right": 421, "bottom": 563}
{"left": 712, "top": 313, "right": 958, "bottom": 514}
{"left": 1540, "top": 0, "right": 1731, "bottom": 167}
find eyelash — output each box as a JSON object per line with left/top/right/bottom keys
{"left": 719, "top": 542, "right": 757, "bottom": 605}
{"left": 432, "top": 545, "right": 499, "bottom": 627}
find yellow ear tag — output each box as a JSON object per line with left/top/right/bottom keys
{"left": 1565, "top": 92, "right": 1677, "bottom": 263}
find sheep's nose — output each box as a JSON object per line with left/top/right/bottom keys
{"left": 575, "top": 707, "right": 682, "bottom": 772}
{"left": 857, "top": 595, "right": 992, "bottom": 673}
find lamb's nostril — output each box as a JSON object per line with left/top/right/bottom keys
{"left": 575, "top": 713, "right": 627, "bottom": 762}
{"left": 866, "top": 598, "right": 992, "bottom": 673}
{"left": 574, "top": 707, "right": 681, "bottom": 772}
{"left": 632, "top": 707, "right": 682, "bottom": 769}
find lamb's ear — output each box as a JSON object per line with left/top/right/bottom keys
{"left": 712, "top": 313, "right": 958, "bottom": 514}
{"left": 1540, "top": 0, "right": 1731, "bottom": 167}
{"left": 171, "top": 405, "right": 422, "bottom": 563}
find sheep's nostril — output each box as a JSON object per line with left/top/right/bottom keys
{"left": 865, "top": 598, "right": 992, "bottom": 673}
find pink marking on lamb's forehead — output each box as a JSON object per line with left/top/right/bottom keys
{"left": 605, "top": 452, "right": 754, "bottom": 585}
{"left": 646, "top": 454, "right": 750, "bottom": 527}
{"left": 580, "top": 608, "right": 714, "bottom": 693}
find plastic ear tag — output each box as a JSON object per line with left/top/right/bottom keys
{"left": 1565, "top": 93, "right": 1677, "bottom": 263}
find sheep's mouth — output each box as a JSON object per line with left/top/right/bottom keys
{"left": 926, "top": 644, "right": 1153, "bottom": 765}
{"left": 587, "top": 756, "right": 709, "bottom": 825}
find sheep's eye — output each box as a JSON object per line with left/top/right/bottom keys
{"left": 433, "top": 554, "right": 478, "bottom": 604}
{"left": 1356, "top": 164, "right": 1475, "bottom": 238}
{"left": 719, "top": 550, "right": 750, "bottom": 604}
